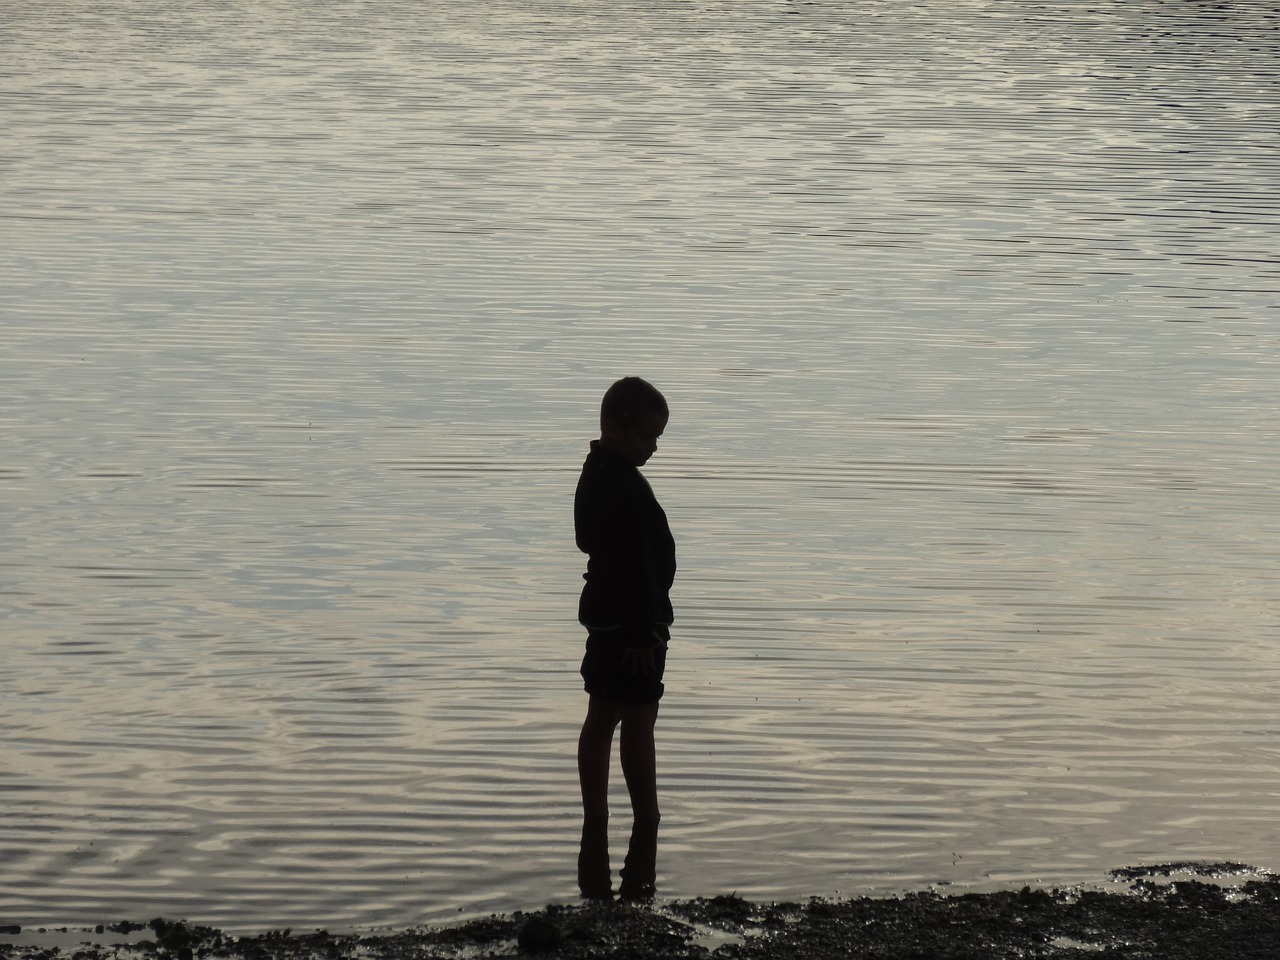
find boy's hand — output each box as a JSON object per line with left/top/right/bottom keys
{"left": 623, "top": 632, "right": 668, "bottom": 676}
{"left": 623, "top": 643, "right": 660, "bottom": 676}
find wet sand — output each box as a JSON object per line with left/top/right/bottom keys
{"left": 4, "top": 865, "right": 1280, "bottom": 960}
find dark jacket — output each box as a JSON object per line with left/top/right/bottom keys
{"left": 575, "top": 441, "right": 676, "bottom": 645}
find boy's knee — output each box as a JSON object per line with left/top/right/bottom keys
{"left": 583, "top": 697, "right": 623, "bottom": 730}
{"left": 620, "top": 702, "right": 659, "bottom": 726}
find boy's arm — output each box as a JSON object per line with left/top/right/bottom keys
{"left": 576, "top": 476, "right": 663, "bottom": 647}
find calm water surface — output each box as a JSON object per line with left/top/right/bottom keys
{"left": 3, "top": 0, "right": 1279, "bottom": 932}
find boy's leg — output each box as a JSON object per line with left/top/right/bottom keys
{"left": 578, "top": 696, "right": 622, "bottom": 820}
{"left": 619, "top": 702, "right": 660, "bottom": 822}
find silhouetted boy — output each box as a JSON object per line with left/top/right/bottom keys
{"left": 574, "top": 377, "right": 675, "bottom": 898}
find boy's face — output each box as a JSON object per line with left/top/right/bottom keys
{"left": 602, "top": 413, "right": 667, "bottom": 467}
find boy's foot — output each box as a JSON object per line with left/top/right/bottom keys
{"left": 618, "top": 818, "right": 659, "bottom": 901}
{"left": 577, "top": 818, "right": 613, "bottom": 900}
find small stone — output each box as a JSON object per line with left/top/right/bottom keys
{"left": 516, "top": 916, "right": 561, "bottom": 952}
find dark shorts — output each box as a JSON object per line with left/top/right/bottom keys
{"left": 580, "top": 627, "right": 669, "bottom": 706}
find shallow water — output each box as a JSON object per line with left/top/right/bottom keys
{"left": 3, "top": 0, "right": 1279, "bottom": 932}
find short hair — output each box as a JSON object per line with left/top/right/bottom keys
{"left": 600, "top": 376, "right": 668, "bottom": 429}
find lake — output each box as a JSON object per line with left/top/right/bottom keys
{"left": 2, "top": 0, "right": 1278, "bottom": 933}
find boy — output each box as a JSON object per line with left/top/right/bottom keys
{"left": 575, "top": 377, "right": 676, "bottom": 839}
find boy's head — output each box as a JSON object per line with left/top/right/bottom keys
{"left": 599, "top": 377, "right": 668, "bottom": 467}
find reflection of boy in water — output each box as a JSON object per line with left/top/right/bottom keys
{"left": 575, "top": 377, "right": 675, "bottom": 843}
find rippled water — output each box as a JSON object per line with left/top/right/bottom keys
{"left": 3, "top": 0, "right": 1279, "bottom": 933}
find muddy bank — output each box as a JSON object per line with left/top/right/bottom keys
{"left": 5, "top": 865, "right": 1280, "bottom": 960}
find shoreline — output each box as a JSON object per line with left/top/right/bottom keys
{"left": 4, "top": 864, "right": 1280, "bottom": 960}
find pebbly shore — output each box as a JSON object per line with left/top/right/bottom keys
{"left": 4, "top": 864, "right": 1279, "bottom": 960}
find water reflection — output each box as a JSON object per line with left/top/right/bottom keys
{"left": 578, "top": 818, "right": 660, "bottom": 904}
